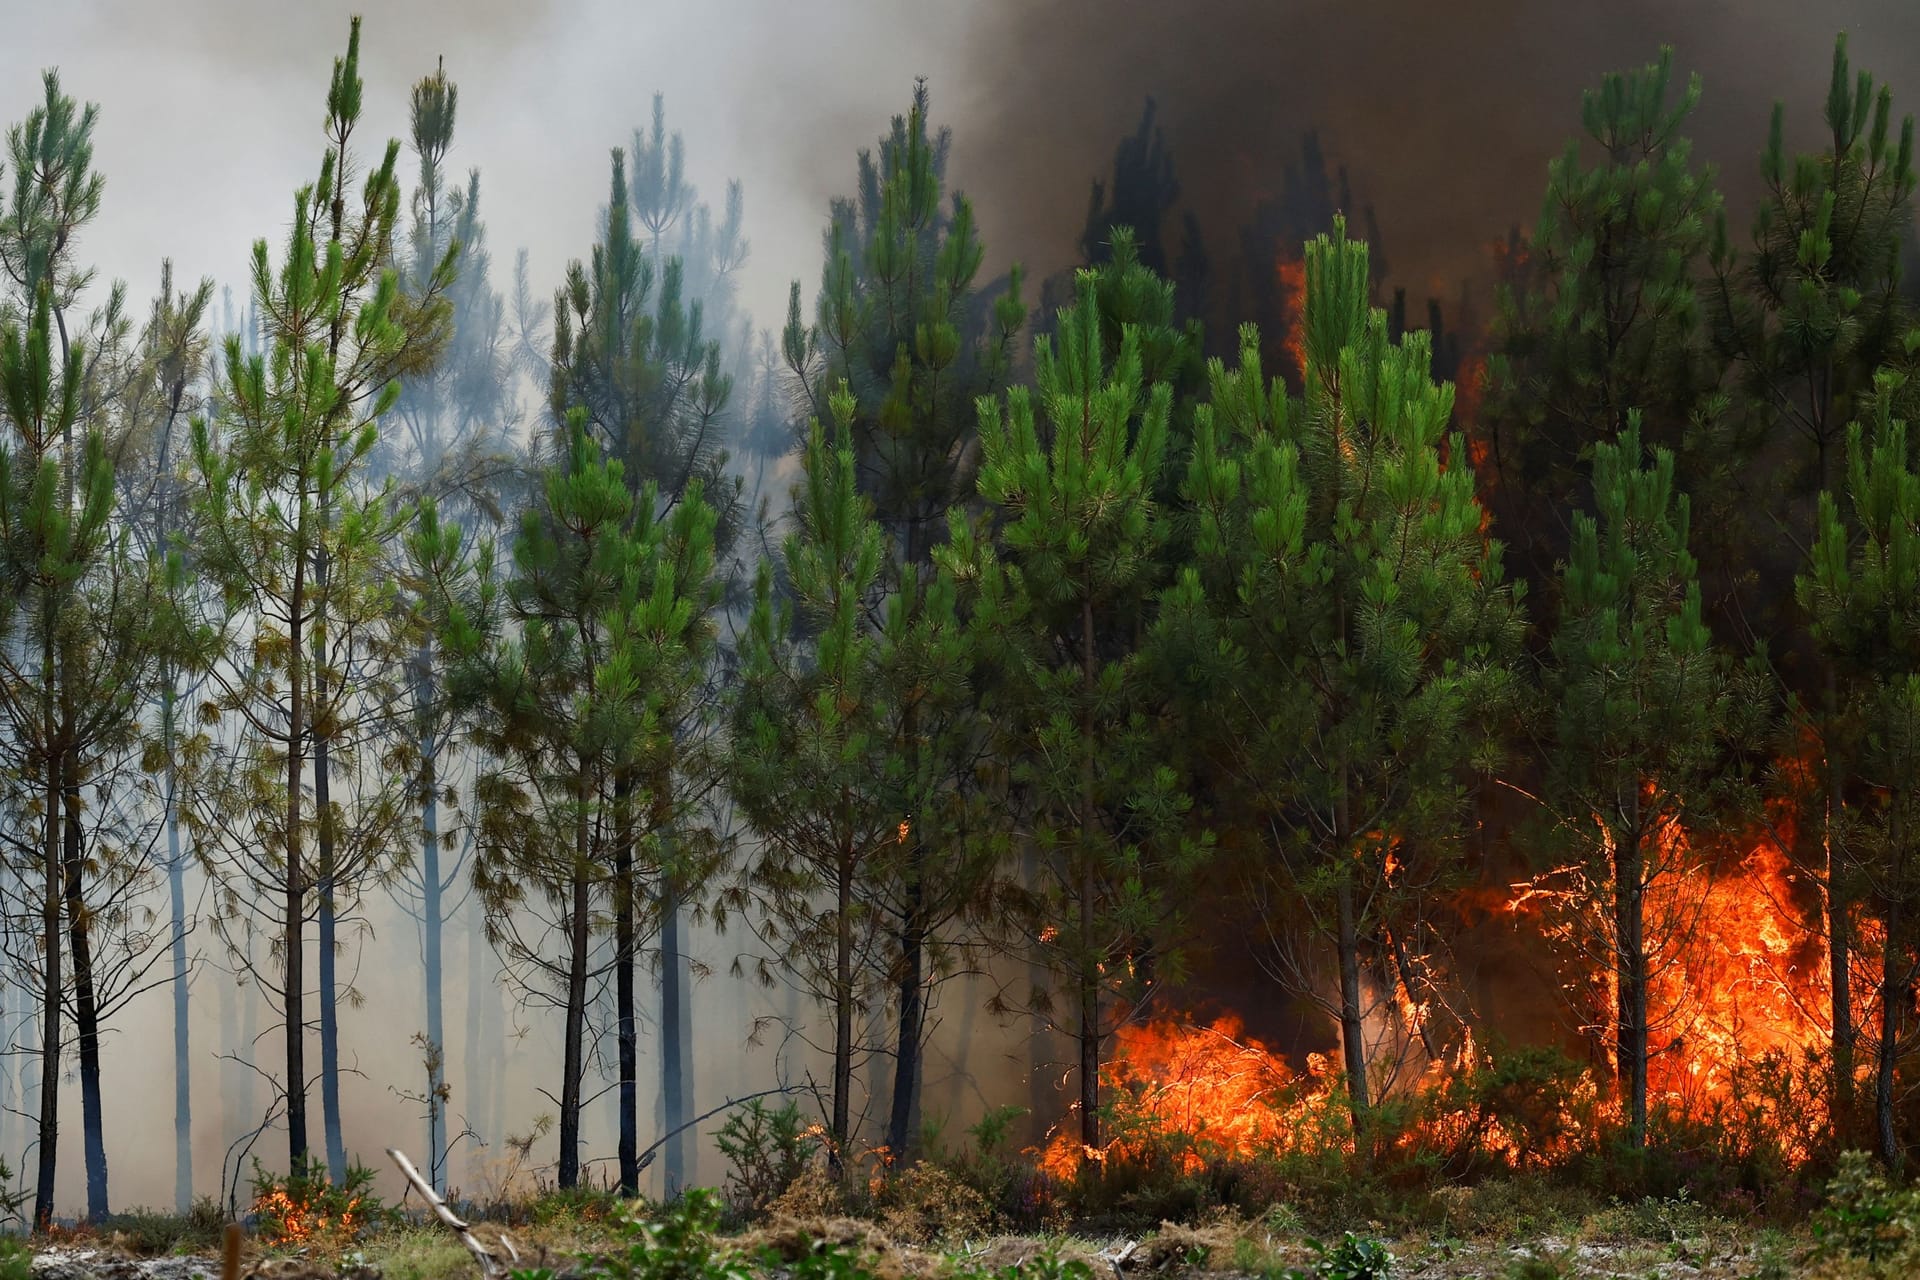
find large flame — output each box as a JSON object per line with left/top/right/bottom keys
{"left": 1037, "top": 780, "right": 1867, "bottom": 1172}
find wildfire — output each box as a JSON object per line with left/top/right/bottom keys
{"left": 252, "top": 1185, "right": 363, "bottom": 1246}
{"left": 1276, "top": 256, "right": 1307, "bottom": 382}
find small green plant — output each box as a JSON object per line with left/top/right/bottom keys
{"left": 584, "top": 1189, "right": 752, "bottom": 1280}
{"left": 0, "top": 1236, "right": 29, "bottom": 1280}
{"left": 1285, "top": 1234, "right": 1393, "bottom": 1280}
{"left": 714, "top": 1098, "right": 819, "bottom": 1216}
{"left": 0, "top": 1157, "right": 23, "bottom": 1233}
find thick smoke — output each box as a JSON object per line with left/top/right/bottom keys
{"left": 953, "top": 0, "right": 1920, "bottom": 317}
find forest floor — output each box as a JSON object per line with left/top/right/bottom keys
{"left": 13, "top": 1214, "right": 1832, "bottom": 1280}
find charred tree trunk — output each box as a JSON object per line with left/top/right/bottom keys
{"left": 1078, "top": 594, "right": 1101, "bottom": 1156}
{"left": 1829, "top": 725, "right": 1856, "bottom": 1140}
{"left": 417, "top": 642, "right": 447, "bottom": 1191}
{"left": 831, "top": 852, "right": 855, "bottom": 1173}
{"left": 1876, "top": 902, "right": 1902, "bottom": 1168}
{"left": 886, "top": 857, "right": 926, "bottom": 1162}
{"left": 64, "top": 768, "right": 108, "bottom": 1217}
{"left": 285, "top": 554, "right": 309, "bottom": 1170}
{"left": 1615, "top": 817, "right": 1650, "bottom": 1149}
{"left": 654, "top": 775, "right": 691, "bottom": 1194}
{"left": 558, "top": 853, "right": 590, "bottom": 1190}
{"left": 34, "top": 644, "right": 62, "bottom": 1231}
{"left": 165, "top": 682, "right": 193, "bottom": 1212}
{"left": 1335, "top": 876, "right": 1370, "bottom": 1136}
{"left": 614, "top": 774, "right": 638, "bottom": 1196}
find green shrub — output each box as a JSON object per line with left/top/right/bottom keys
{"left": 0, "top": 1236, "right": 28, "bottom": 1280}
{"left": 583, "top": 1188, "right": 751, "bottom": 1280}
{"left": 714, "top": 1099, "right": 818, "bottom": 1217}
{"left": 1814, "top": 1150, "right": 1920, "bottom": 1262}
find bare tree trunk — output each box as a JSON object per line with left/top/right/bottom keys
{"left": 285, "top": 554, "right": 309, "bottom": 1169}
{"left": 165, "top": 680, "right": 193, "bottom": 1211}
{"left": 831, "top": 855, "right": 854, "bottom": 1172}
{"left": 613, "top": 775, "right": 638, "bottom": 1195}
{"left": 64, "top": 769, "right": 108, "bottom": 1217}
{"left": 1615, "top": 817, "right": 1649, "bottom": 1149}
{"left": 558, "top": 858, "right": 590, "bottom": 1190}
{"left": 35, "top": 659, "right": 62, "bottom": 1230}
{"left": 1335, "top": 878, "right": 1370, "bottom": 1135}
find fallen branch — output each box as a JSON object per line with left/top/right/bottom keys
{"left": 387, "top": 1146, "right": 520, "bottom": 1280}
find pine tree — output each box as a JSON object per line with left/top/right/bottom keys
{"left": 438, "top": 417, "right": 718, "bottom": 1190}
{"left": 1710, "top": 33, "right": 1918, "bottom": 1132}
{"left": 1543, "top": 418, "right": 1760, "bottom": 1149}
{"left": 783, "top": 81, "right": 1026, "bottom": 1159}
{"left": 1159, "top": 220, "right": 1521, "bottom": 1140}
{"left": 184, "top": 19, "right": 442, "bottom": 1175}
{"left": 959, "top": 263, "right": 1207, "bottom": 1156}
{"left": 1484, "top": 47, "right": 1722, "bottom": 585}
{"left": 385, "top": 55, "right": 523, "bottom": 1193}
{"left": 0, "top": 69, "right": 194, "bottom": 1224}
{"left": 1798, "top": 373, "right": 1920, "bottom": 1164}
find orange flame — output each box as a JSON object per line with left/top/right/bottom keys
{"left": 1277, "top": 257, "right": 1307, "bottom": 383}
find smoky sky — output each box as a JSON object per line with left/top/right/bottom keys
{"left": 9, "top": 2, "right": 1920, "bottom": 348}
{"left": 956, "top": 0, "right": 1920, "bottom": 310}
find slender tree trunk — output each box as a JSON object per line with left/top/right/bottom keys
{"left": 414, "top": 640, "right": 447, "bottom": 1189}
{"left": 462, "top": 890, "right": 489, "bottom": 1154}
{"left": 558, "top": 810, "right": 590, "bottom": 1190}
{"left": 613, "top": 775, "right": 638, "bottom": 1196}
{"left": 659, "top": 893, "right": 691, "bottom": 1191}
{"left": 63, "top": 769, "right": 108, "bottom": 1218}
{"left": 1876, "top": 900, "right": 1902, "bottom": 1168}
{"left": 285, "top": 545, "right": 309, "bottom": 1170}
{"left": 832, "top": 855, "right": 854, "bottom": 1172}
{"left": 316, "top": 744, "right": 345, "bottom": 1180}
{"left": 166, "top": 682, "right": 193, "bottom": 1212}
{"left": 1335, "top": 877, "right": 1370, "bottom": 1134}
{"left": 887, "top": 868, "right": 926, "bottom": 1162}
{"left": 1828, "top": 708, "right": 1855, "bottom": 1139}
{"left": 655, "top": 772, "right": 691, "bottom": 1194}
{"left": 35, "top": 683, "right": 62, "bottom": 1230}
{"left": 1077, "top": 594, "right": 1102, "bottom": 1156}
{"left": 1615, "top": 818, "right": 1649, "bottom": 1149}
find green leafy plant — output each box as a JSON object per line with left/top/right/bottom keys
{"left": 714, "top": 1099, "right": 819, "bottom": 1215}
{"left": 0, "top": 1157, "right": 23, "bottom": 1233}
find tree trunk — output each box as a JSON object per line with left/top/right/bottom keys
{"left": 63, "top": 769, "right": 108, "bottom": 1218}
{"left": 614, "top": 775, "right": 638, "bottom": 1196}
{"left": 1077, "top": 594, "right": 1101, "bottom": 1156}
{"left": 1615, "top": 818, "right": 1649, "bottom": 1149}
{"left": 316, "top": 743, "right": 345, "bottom": 1181}
{"left": 657, "top": 794, "right": 692, "bottom": 1195}
{"left": 417, "top": 642, "right": 447, "bottom": 1190}
{"left": 887, "top": 861, "right": 926, "bottom": 1162}
{"left": 558, "top": 852, "right": 590, "bottom": 1189}
{"left": 35, "top": 702, "right": 62, "bottom": 1230}
{"left": 1335, "top": 877, "right": 1370, "bottom": 1135}
{"left": 462, "top": 890, "right": 490, "bottom": 1154}
{"left": 285, "top": 554, "right": 308, "bottom": 1170}
{"left": 166, "top": 683, "right": 193, "bottom": 1212}
{"left": 1876, "top": 901, "right": 1901, "bottom": 1168}
{"left": 1828, "top": 713, "right": 1856, "bottom": 1140}
{"left": 832, "top": 856, "right": 854, "bottom": 1172}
